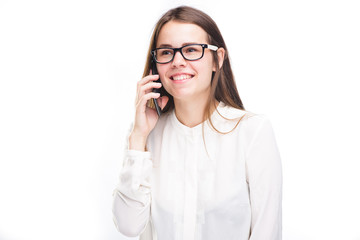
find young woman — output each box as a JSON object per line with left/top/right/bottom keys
{"left": 112, "top": 6, "right": 282, "bottom": 240}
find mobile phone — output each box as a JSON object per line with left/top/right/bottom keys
{"left": 151, "top": 61, "right": 162, "bottom": 116}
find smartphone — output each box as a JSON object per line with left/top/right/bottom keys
{"left": 151, "top": 61, "right": 162, "bottom": 116}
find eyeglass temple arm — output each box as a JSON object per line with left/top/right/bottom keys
{"left": 206, "top": 44, "right": 218, "bottom": 51}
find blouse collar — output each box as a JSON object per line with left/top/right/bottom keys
{"left": 169, "top": 101, "right": 227, "bottom": 136}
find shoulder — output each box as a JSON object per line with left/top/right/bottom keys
{"left": 213, "top": 103, "right": 271, "bottom": 133}
{"left": 212, "top": 103, "right": 279, "bottom": 151}
{"left": 226, "top": 107, "right": 277, "bottom": 149}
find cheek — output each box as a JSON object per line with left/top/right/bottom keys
{"left": 156, "top": 65, "right": 172, "bottom": 91}
{"left": 156, "top": 65, "right": 167, "bottom": 79}
{"left": 195, "top": 62, "right": 214, "bottom": 82}
{"left": 200, "top": 54, "right": 215, "bottom": 75}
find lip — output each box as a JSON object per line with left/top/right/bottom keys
{"left": 169, "top": 72, "right": 194, "bottom": 83}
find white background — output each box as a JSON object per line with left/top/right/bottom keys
{"left": 0, "top": 0, "right": 359, "bottom": 239}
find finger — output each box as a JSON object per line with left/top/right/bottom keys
{"left": 137, "top": 74, "right": 159, "bottom": 90}
{"left": 141, "top": 81, "right": 162, "bottom": 94}
{"left": 136, "top": 75, "right": 160, "bottom": 99}
{"left": 137, "top": 82, "right": 162, "bottom": 101}
{"left": 137, "top": 92, "right": 161, "bottom": 113}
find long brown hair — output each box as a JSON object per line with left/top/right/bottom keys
{"left": 143, "top": 6, "right": 246, "bottom": 132}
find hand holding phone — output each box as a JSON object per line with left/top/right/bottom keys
{"left": 129, "top": 68, "right": 164, "bottom": 151}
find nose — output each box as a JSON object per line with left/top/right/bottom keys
{"left": 171, "top": 50, "right": 186, "bottom": 68}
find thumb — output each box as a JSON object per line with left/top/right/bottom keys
{"left": 158, "top": 96, "right": 169, "bottom": 110}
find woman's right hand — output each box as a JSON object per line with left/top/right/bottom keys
{"left": 129, "top": 73, "right": 169, "bottom": 151}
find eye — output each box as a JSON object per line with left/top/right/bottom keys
{"left": 159, "top": 49, "right": 173, "bottom": 56}
{"left": 185, "top": 47, "right": 199, "bottom": 53}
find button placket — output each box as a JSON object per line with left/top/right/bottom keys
{"left": 182, "top": 131, "right": 199, "bottom": 240}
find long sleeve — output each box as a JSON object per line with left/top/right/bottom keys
{"left": 246, "top": 117, "right": 282, "bottom": 240}
{"left": 112, "top": 149, "right": 153, "bottom": 237}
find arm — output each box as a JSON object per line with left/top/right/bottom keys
{"left": 246, "top": 117, "right": 283, "bottom": 240}
{"left": 112, "top": 71, "right": 168, "bottom": 237}
{"left": 112, "top": 149, "right": 152, "bottom": 237}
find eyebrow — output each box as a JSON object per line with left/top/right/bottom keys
{"left": 157, "top": 42, "right": 200, "bottom": 48}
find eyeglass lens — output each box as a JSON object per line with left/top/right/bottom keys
{"left": 155, "top": 45, "right": 204, "bottom": 63}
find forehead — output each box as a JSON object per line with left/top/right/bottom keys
{"left": 156, "top": 21, "right": 208, "bottom": 47}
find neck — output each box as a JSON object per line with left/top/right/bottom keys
{"left": 174, "top": 97, "right": 219, "bottom": 128}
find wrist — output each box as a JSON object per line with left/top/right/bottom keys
{"left": 128, "top": 132, "right": 147, "bottom": 151}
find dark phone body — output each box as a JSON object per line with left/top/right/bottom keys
{"left": 151, "top": 62, "right": 162, "bottom": 116}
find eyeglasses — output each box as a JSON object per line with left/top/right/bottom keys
{"left": 151, "top": 43, "right": 219, "bottom": 64}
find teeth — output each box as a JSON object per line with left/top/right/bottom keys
{"left": 172, "top": 74, "right": 192, "bottom": 81}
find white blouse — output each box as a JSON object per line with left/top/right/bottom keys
{"left": 112, "top": 102, "right": 282, "bottom": 240}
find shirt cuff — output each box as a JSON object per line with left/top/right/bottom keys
{"left": 115, "top": 149, "right": 153, "bottom": 205}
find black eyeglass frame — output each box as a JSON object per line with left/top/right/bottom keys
{"left": 151, "top": 43, "right": 219, "bottom": 64}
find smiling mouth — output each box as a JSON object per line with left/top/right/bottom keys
{"left": 170, "top": 74, "right": 194, "bottom": 81}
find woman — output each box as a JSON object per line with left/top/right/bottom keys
{"left": 112, "top": 6, "right": 282, "bottom": 240}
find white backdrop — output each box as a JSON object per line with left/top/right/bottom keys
{"left": 0, "top": 0, "right": 359, "bottom": 239}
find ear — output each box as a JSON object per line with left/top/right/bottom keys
{"left": 212, "top": 47, "right": 225, "bottom": 71}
